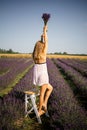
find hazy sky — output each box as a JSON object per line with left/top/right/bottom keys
{"left": 0, "top": 0, "right": 87, "bottom": 54}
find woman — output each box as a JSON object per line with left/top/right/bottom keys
{"left": 32, "top": 25, "right": 53, "bottom": 116}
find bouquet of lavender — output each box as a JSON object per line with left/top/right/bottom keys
{"left": 42, "top": 13, "right": 50, "bottom": 25}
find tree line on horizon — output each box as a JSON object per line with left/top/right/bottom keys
{"left": 0, "top": 48, "right": 19, "bottom": 54}
{"left": 0, "top": 48, "right": 87, "bottom": 56}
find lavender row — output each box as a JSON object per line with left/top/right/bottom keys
{"left": 0, "top": 58, "right": 33, "bottom": 91}
{"left": 54, "top": 59, "right": 87, "bottom": 97}
{"left": 47, "top": 59, "right": 87, "bottom": 129}
{"left": 0, "top": 65, "right": 35, "bottom": 130}
{"left": 73, "top": 58, "right": 87, "bottom": 69}
{"left": 58, "top": 58, "right": 87, "bottom": 77}
{"left": 0, "top": 58, "right": 25, "bottom": 75}
{"left": 0, "top": 58, "right": 31, "bottom": 78}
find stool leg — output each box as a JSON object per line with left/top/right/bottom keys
{"left": 30, "top": 95, "right": 42, "bottom": 124}
{"left": 25, "top": 93, "right": 28, "bottom": 117}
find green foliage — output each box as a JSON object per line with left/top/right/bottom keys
{"left": 0, "top": 48, "right": 19, "bottom": 54}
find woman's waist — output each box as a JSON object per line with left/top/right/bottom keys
{"left": 34, "top": 58, "right": 46, "bottom": 64}
{"left": 34, "top": 62, "right": 47, "bottom": 70}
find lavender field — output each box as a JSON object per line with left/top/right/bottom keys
{"left": 0, "top": 57, "right": 87, "bottom": 130}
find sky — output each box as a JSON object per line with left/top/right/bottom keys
{"left": 0, "top": 0, "right": 87, "bottom": 54}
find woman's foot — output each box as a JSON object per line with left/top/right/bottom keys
{"left": 42, "top": 104, "right": 47, "bottom": 112}
{"left": 38, "top": 110, "right": 45, "bottom": 116}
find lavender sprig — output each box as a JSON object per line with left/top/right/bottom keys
{"left": 42, "top": 13, "right": 50, "bottom": 25}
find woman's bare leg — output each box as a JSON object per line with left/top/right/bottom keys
{"left": 38, "top": 84, "right": 47, "bottom": 115}
{"left": 38, "top": 84, "right": 53, "bottom": 116}
{"left": 43, "top": 84, "right": 53, "bottom": 110}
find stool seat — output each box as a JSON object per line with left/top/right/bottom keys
{"left": 24, "top": 91, "right": 35, "bottom": 95}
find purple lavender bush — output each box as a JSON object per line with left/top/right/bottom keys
{"left": 58, "top": 58, "right": 87, "bottom": 77}
{"left": 54, "top": 59, "right": 87, "bottom": 97}
{"left": 0, "top": 58, "right": 33, "bottom": 96}
{"left": 47, "top": 59, "right": 87, "bottom": 130}
{"left": 0, "top": 64, "right": 34, "bottom": 130}
{"left": 42, "top": 13, "right": 50, "bottom": 25}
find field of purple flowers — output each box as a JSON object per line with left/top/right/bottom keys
{"left": 0, "top": 57, "right": 87, "bottom": 130}
{"left": 0, "top": 58, "right": 33, "bottom": 97}
{"left": 53, "top": 58, "right": 87, "bottom": 110}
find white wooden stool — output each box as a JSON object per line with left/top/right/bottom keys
{"left": 24, "top": 91, "right": 42, "bottom": 124}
